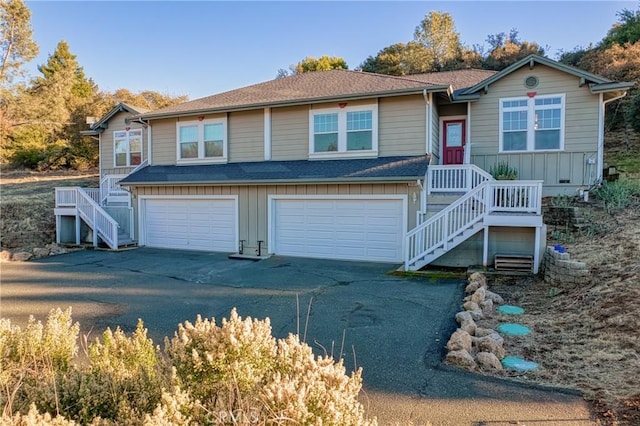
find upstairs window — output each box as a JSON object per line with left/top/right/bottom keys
{"left": 309, "top": 104, "right": 378, "bottom": 158}
{"left": 499, "top": 94, "right": 565, "bottom": 152}
{"left": 176, "top": 118, "right": 227, "bottom": 163}
{"left": 114, "top": 129, "right": 142, "bottom": 167}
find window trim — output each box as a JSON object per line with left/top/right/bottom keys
{"left": 308, "top": 103, "right": 378, "bottom": 159}
{"left": 498, "top": 94, "right": 565, "bottom": 153}
{"left": 113, "top": 128, "right": 143, "bottom": 168}
{"left": 176, "top": 118, "right": 228, "bottom": 164}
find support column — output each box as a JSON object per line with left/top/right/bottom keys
{"left": 482, "top": 225, "right": 489, "bottom": 267}
{"left": 75, "top": 213, "right": 81, "bottom": 245}
{"left": 533, "top": 226, "right": 541, "bottom": 274}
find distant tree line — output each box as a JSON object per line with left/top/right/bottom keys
{"left": 0, "top": 0, "right": 187, "bottom": 170}
{"left": 282, "top": 8, "right": 640, "bottom": 138}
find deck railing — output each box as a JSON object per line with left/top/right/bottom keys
{"left": 100, "top": 174, "right": 128, "bottom": 204}
{"left": 55, "top": 187, "right": 119, "bottom": 249}
{"left": 488, "top": 180, "right": 543, "bottom": 214}
{"left": 427, "top": 164, "right": 492, "bottom": 194}
{"left": 406, "top": 182, "right": 488, "bottom": 269}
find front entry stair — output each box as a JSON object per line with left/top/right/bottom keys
{"left": 404, "top": 165, "right": 543, "bottom": 272}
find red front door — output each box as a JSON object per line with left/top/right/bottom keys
{"left": 443, "top": 119, "right": 466, "bottom": 165}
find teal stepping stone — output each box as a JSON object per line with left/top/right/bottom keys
{"left": 502, "top": 356, "right": 538, "bottom": 371}
{"left": 497, "top": 305, "right": 525, "bottom": 315}
{"left": 497, "top": 323, "right": 531, "bottom": 336}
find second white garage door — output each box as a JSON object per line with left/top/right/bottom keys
{"left": 271, "top": 197, "right": 405, "bottom": 262}
{"left": 142, "top": 197, "right": 237, "bottom": 252}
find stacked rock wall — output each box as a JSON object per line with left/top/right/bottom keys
{"left": 540, "top": 246, "right": 590, "bottom": 285}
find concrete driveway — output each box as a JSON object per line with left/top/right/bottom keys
{"left": 0, "top": 248, "right": 595, "bottom": 425}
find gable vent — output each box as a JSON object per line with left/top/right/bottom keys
{"left": 524, "top": 76, "right": 539, "bottom": 89}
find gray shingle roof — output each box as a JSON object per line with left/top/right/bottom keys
{"left": 401, "top": 69, "right": 497, "bottom": 92}
{"left": 141, "top": 70, "right": 442, "bottom": 118}
{"left": 119, "top": 156, "right": 429, "bottom": 185}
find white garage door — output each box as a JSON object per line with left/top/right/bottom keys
{"left": 143, "top": 198, "right": 236, "bottom": 252}
{"left": 272, "top": 198, "right": 404, "bottom": 262}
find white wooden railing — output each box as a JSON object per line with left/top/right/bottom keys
{"left": 100, "top": 174, "right": 128, "bottom": 205}
{"left": 406, "top": 182, "right": 488, "bottom": 269}
{"left": 55, "top": 187, "right": 119, "bottom": 249}
{"left": 488, "top": 181, "right": 543, "bottom": 214}
{"left": 427, "top": 164, "right": 492, "bottom": 194}
{"left": 405, "top": 176, "right": 543, "bottom": 270}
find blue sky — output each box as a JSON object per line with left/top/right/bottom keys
{"left": 25, "top": 1, "right": 635, "bottom": 100}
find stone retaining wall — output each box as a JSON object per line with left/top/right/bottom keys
{"left": 540, "top": 246, "right": 590, "bottom": 285}
{"left": 542, "top": 206, "right": 585, "bottom": 229}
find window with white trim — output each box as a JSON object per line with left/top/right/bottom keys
{"left": 176, "top": 118, "right": 227, "bottom": 163}
{"left": 309, "top": 104, "right": 378, "bottom": 157}
{"left": 499, "top": 94, "right": 565, "bottom": 152}
{"left": 113, "top": 129, "right": 142, "bottom": 167}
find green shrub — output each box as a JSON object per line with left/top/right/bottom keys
{"left": 489, "top": 161, "right": 518, "bottom": 180}
{"left": 593, "top": 177, "right": 640, "bottom": 213}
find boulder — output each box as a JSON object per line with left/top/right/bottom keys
{"left": 485, "top": 290, "right": 505, "bottom": 305}
{"left": 462, "top": 301, "right": 484, "bottom": 320}
{"left": 475, "top": 336, "right": 506, "bottom": 359}
{"left": 33, "top": 247, "right": 51, "bottom": 258}
{"left": 471, "top": 287, "right": 486, "bottom": 304}
{"left": 465, "top": 272, "right": 487, "bottom": 293}
{"left": 459, "top": 319, "right": 476, "bottom": 336}
{"left": 45, "top": 243, "right": 67, "bottom": 255}
{"left": 12, "top": 252, "right": 32, "bottom": 262}
{"left": 0, "top": 250, "right": 11, "bottom": 262}
{"left": 445, "top": 349, "right": 477, "bottom": 370}
{"left": 476, "top": 351, "right": 503, "bottom": 371}
{"left": 475, "top": 327, "right": 495, "bottom": 337}
{"left": 455, "top": 311, "right": 473, "bottom": 324}
{"left": 446, "top": 329, "right": 472, "bottom": 352}
{"left": 480, "top": 299, "right": 494, "bottom": 316}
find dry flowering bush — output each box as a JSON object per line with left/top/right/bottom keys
{"left": 1, "top": 308, "right": 377, "bottom": 425}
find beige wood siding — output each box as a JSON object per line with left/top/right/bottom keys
{"left": 150, "top": 118, "right": 176, "bottom": 165}
{"left": 100, "top": 111, "right": 146, "bottom": 176}
{"left": 271, "top": 105, "right": 309, "bottom": 160}
{"left": 431, "top": 102, "right": 440, "bottom": 163}
{"left": 379, "top": 95, "right": 425, "bottom": 157}
{"left": 132, "top": 182, "right": 416, "bottom": 254}
{"left": 439, "top": 103, "right": 466, "bottom": 117}
{"left": 228, "top": 110, "right": 264, "bottom": 162}
{"left": 469, "top": 65, "right": 601, "bottom": 195}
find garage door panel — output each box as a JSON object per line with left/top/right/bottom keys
{"left": 144, "top": 198, "right": 236, "bottom": 252}
{"left": 273, "top": 198, "right": 404, "bottom": 262}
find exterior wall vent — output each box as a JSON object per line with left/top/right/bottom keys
{"left": 524, "top": 76, "right": 539, "bottom": 89}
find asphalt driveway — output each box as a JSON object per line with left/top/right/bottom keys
{"left": 0, "top": 248, "right": 595, "bottom": 425}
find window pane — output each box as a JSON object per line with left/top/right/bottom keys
{"left": 180, "top": 142, "right": 198, "bottom": 158}
{"left": 314, "top": 114, "right": 338, "bottom": 133}
{"left": 115, "top": 139, "right": 127, "bottom": 154}
{"left": 115, "top": 153, "right": 127, "bottom": 167}
{"left": 445, "top": 123, "right": 463, "bottom": 147}
{"left": 179, "top": 126, "right": 198, "bottom": 143}
{"left": 503, "top": 100, "right": 527, "bottom": 108}
{"left": 205, "top": 140, "right": 223, "bottom": 157}
{"left": 503, "top": 132, "right": 527, "bottom": 151}
{"left": 535, "top": 130, "right": 560, "bottom": 150}
{"left": 347, "top": 111, "right": 372, "bottom": 131}
{"left": 347, "top": 131, "right": 372, "bottom": 150}
{"left": 114, "top": 131, "right": 127, "bottom": 139}
{"left": 129, "top": 136, "right": 142, "bottom": 152}
{"left": 535, "top": 108, "right": 561, "bottom": 130}
{"left": 503, "top": 111, "right": 527, "bottom": 131}
{"left": 130, "top": 153, "right": 142, "bottom": 165}
{"left": 314, "top": 133, "right": 338, "bottom": 152}
{"left": 535, "top": 97, "right": 561, "bottom": 106}
{"left": 204, "top": 123, "right": 223, "bottom": 141}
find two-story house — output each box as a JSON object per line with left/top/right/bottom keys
{"left": 55, "top": 55, "right": 632, "bottom": 273}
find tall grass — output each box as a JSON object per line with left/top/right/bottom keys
{"left": 593, "top": 178, "right": 640, "bottom": 213}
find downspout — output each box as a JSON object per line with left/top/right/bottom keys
{"left": 423, "top": 89, "right": 432, "bottom": 156}
{"left": 597, "top": 92, "right": 627, "bottom": 182}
